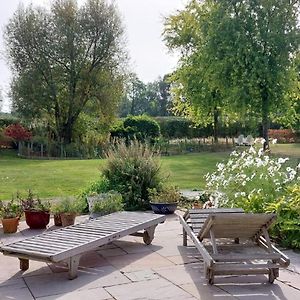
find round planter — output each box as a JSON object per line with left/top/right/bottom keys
{"left": 60, "top": 213, "right": 76, "bottom": 227}
{"left": 1, "top": 217, "right": 19, "bottom": 233}
{"left": 150, "top": 202, "right": 178, "bottom": 215}
{"left": 25, "top": 210, "right": 50, "bottom": 229}
{"left": 54, "top": 214, "right": 62, "bottom": 226}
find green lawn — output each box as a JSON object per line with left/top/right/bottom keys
{"left": 1, "top": 143, "right": 298, "bottom": 201}
{"left": 0, "top": 150, "right": 228, "bottom": 200}
{"left": 270, "top": 143, "right": 300, "bottom": 158}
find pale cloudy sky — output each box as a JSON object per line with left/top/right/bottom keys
{"left": 0, "top": 0, "right": 188, "bottom": 112}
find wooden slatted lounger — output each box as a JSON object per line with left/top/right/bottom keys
{"left": 180, "top": 210, "right": 290, "bottom": 284}
{"left": 0, "top": 211, "right": 166, "bottom": 279}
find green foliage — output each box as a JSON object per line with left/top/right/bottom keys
{"left": 18, "top": 190, "right": 50, "bottom": 212}
{"left": 123, "top": 115, "right": 160, "bottom": 140}
{"left": 79, "top": 177, "right": 110, "bottom": 200}
{"left": 156, "top": 117, "right": 260, "bottom": 139}
{"left": 207, "top": 146, "right": 300, "bottom": 249}
{"left": 52, "top": 197, "right": 86, "bottom": 214}
{"left": 267, "top": 185, "right": 300, "bottom": 249}
{"left": 111, "top": 115, "right": 160, "bottom": 143}
{"left": 164, "top": 0, "right": 299, "bottom": 147}
{"left": 102, "top": 140, "right": 165, "bottom": 210}
{"left": 6, "top": 0, "right": 126, "bottom": 145}
{"left": 0, "top": 115, "right": 19, "bottom": 128}
{"left": 206, "top": 146, "right": 299, "bottom": 210}
{"left": 119, "top": 73, "right": 171, "bottom": 117}
{"left": 90, "top": 193, "right": 123, "bottom": 214}
{"left": 148, "top": 186, "right": 181, "bottom": 204}
{"left": 0, "top": 199, "right": 22, "bottom": 219}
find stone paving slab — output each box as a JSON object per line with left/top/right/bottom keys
{"left": 24, "top": 265, "right": 130, "bottom": 298}
{"left": 0, "top": 212, "right": 300, "bottom": 300}
{"left": 105, "top": 278, "right": 197, "bottom": 300}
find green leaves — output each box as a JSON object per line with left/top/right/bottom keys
{"left": 6, "top": 0, "right": 127, "bottom": 144}
{"left": 164, "top": 0, "right": 299, "bottom": 144}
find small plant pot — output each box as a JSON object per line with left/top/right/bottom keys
{"left": 150, "top": 202, "right": 178, "bottom": 215}
{"left": 54, "top": 214, "right": 62, "bottom": 226}
{"left": 25, "top": 210, "right": 50, "bottom": 229}
{"left": 1, "top": 217, "right": 19, "bottom": 234}
{"left": 60, "top": 213, "right": 76, "bottom": 227}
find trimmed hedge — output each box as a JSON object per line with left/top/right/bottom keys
{"left": 111, "top": 115, "right": 160, "bottom": 142}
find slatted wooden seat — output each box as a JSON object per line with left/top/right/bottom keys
{"left": 180, "top": 210, "right": 290, "bottom": 284}
{"left": 0, "top": 211, "right": 165, "bottom": 279}
{"left": 182, "top": 208, "right": 244, "bottom": 246}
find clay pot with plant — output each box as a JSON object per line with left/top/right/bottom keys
{"left": 148, "top": 186, "right": 181, "bottom": 214}
{"left": 0, "top": 199, "right": 23, "bottom": 233}
{"left": 19, "top": 190, "right": 51, "bottom": 229}
{"left": 54, "top": 197, "right": 86, "bottom": 227}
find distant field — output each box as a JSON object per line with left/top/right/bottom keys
{"left": 1, "top": 143, "right": 298, "bottom": 201}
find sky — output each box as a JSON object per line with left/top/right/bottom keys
{"left": 0, "top": 0, "right": 188, "bottom": 112}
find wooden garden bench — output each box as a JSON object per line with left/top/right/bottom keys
{"left": 180, "top": 210, "right": 290, "bottom": 284}
{"left": 0, "top": 211, "right": 166, "bottom": 279}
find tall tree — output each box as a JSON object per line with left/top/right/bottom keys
{"left": 164, "top": 0, "right": 299, "bottom": 148}
{"left": 119, "top": 74, "right": 172, "bottom": 117}
{"left": 6, "top": 0, "right": 126, "bottom": 144}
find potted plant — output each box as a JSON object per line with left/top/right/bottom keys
{"left": 0, "top": 199, "right": 22, "bottom": 233}
{"left": 20, "top": 190, "right": 51, "bottom": 229}
{"left": 51, "top": 202, "right": 63, "bottom": 226}
{"left": 88, "top": 192, "right": 123, "bottom": 219}
{"left": 54, "top": 197, "right": 86, "bottom": 227}
{"left": 149, "top": 186, "right": 181, "bottom": 214}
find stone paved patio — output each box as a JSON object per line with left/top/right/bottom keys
{"left": 1, "top": 212, "right": 300, "bottom": 299}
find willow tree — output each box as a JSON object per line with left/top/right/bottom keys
{"left": 6, "top": 0, "right": 126, "bottom": 144}
{"left": 164, "top": 0, "right": 299, "bottom": 148}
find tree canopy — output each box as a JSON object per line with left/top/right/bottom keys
{"left": 164, "top": 0, "right": 299, "bottom": 147}
{"left": 119, "top": 74, "right": 172, "bottom": 117}
{"left": 6, "top": 0, "right": 126, "bottom": 144}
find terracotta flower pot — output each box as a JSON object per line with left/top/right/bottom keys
{"left": 24, "top": 210, "right": 50, "bottom": 229}
{"left": 60, "top": 213, "right": 76, "bottom": 227}
{"left": 1, "top": 217, "right": 19, "bottom": 234}
{"left": 54, "top": 214, "right": 62, "bottom": 226}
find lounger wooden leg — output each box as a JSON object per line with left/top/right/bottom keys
{"left": 19, "top": 258, "right": 29, "bottom": 271}
{"left": 268, "top": 269, "right": 275, "bottom": 283}
{"left": 143, "top": 225, "right": 157, "bottom": 245}
{"left": 183, "top": 227, "right": 187, "bottom": 246}
{"left": 208, "top": 269, "right": 214, "bottom": 285}
{"left": 68, "top": 255, "right": 81, "bottom": 280}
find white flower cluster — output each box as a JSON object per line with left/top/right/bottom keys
{"left": 205, "top": 146, "right": 299, "bottom": 208}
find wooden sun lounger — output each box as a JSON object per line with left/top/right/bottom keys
{"left": 0, "top": 211, "right": 165, "bottom": 279}
{"left": 180, "top": 210, "right": 290, "bottom": 284}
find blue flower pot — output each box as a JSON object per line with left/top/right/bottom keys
{"left": 150, "top": 202, "right": 178, "bottom": 214}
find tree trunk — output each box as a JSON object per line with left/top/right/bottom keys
{"left": 261, "top": 84, "right": 270, "bottom": 151}
{"left": 213, "top": 107, "right": 219, "bottom": 144}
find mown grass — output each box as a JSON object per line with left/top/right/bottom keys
{"left": 0, "top": 150, "right": 229, "bottom": 200}
{"left": 270, "top": 143, "right": 300, "bottom": 158}
{"left": 1, "top": 143, "right": 298, "bottom": 201}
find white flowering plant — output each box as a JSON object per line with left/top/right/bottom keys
{"left": 205, "top": 146, "right": 299, "bottom": 212}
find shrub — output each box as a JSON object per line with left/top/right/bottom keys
{"left": 90, "top": 192, "right": 123, "bottom": 215}
{"left": 110, "top": 115, "right": 160, "bottom": 143}
{"left": 4, "top": 123, "right": 32, "bottom": 142}
{"left": 205, "top": 146, "right": 299, "bottom": 210}
{"left": 102, "top": 139, "right": 165, "bottom": 210}
{"left": 267, "top": 184, "right": 300, "bottom": 249}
